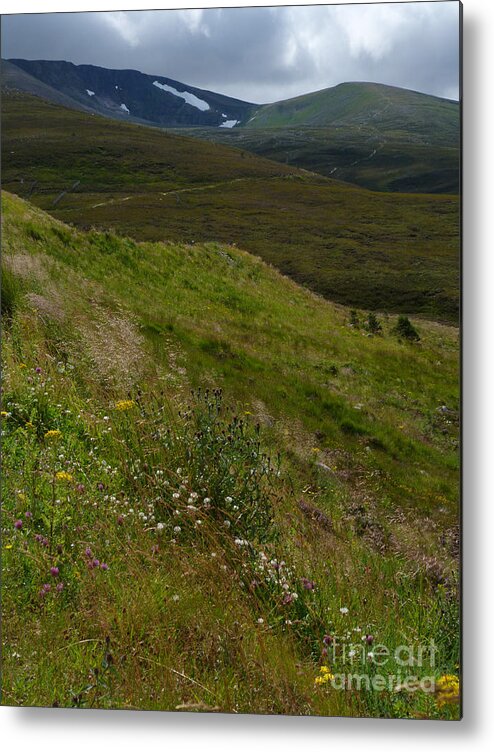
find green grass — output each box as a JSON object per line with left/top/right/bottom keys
{"left": 2, "top": 192, "right": 459, "bottom": 717}
{"left": 181, "top": 125, "right": 459, "bottom": 194}
{"left": 245, "top": 82, "right": 459, "bottom": 146}
{"left": 1, "top": 90, "right": 459, "bottom": 323}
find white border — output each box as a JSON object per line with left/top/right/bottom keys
{"left": 2, "top": 0, "right": 494, "bottom": 749}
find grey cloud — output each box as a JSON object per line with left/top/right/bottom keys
{"left": 1, "top": 3, "right": 460, "bottom": 103}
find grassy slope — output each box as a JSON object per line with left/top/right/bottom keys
{"left": 2, "top": 192, "right": 459, "bottom": 716}
{"left": 179, "top": 125, "right": 459, "bottom": 194}
{"left": 247, "top": 83, "right": 459, "bottom": 145}
{"left": 2, "top": 90, "right": 459, "bottom": 323}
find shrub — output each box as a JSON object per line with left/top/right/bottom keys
{"left": 393, "top": 315, "right": 420, "bottom": 341}
{"left": 365, "top": 313, "right": 382, "bottom": 335}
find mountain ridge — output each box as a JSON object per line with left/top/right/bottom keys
{"left": 4, "top": 59, "right": 459, "bottom": 144}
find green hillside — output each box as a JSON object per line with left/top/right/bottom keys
{"left": 2, "top": 192, "right": 459, "bottom": 716}
{"left": 247, "top": 82, "right": 459, "bottom": 146}
{"left": 2, "top": 90, "right": 459, "bottom": 322}
{"left": 181, "top": 125, "right": 459, "bottom": 194}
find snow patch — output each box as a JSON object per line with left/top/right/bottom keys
{"left": 152, "top": 80, "right": 210, "bottom": 112}
{"left": 120, "top": 103, "right": 130, "bottom": 114}
{"left": 86, "top": 90, "right": 95, "bottom": 97}
{"left": 219, "top": 120, "right": 239, "bottom": 129}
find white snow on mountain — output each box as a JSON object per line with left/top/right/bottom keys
{"left": 152, "top": 80, "right": 210, "bottom": 112}
{"left": 86, "top": 90, "right": 95, "bottom": 96}
{"left": 219, "top": 120, "right": 239, "bottom": 128}
{"left": 120, "top": 103, "right": 130, "bottom": 113}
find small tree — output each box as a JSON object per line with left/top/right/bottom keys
{"left": 366, "top": 313, "right": 382, "bottom": 335}
{"left": 393, "top": 315, "right": 420, "bottom": 342}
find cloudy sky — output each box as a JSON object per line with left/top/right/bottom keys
{"left": 1, "top": 2, "right": 460, "bottom": 103}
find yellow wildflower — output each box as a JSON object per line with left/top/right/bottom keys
{"left": 1, "top": 411, "right": 9, "bottom": 417}
{"left": 45, "top": 429, "right": 62, "bottom": 439}
{"left": 55, "top": 471, "right": 73, "bottom": 482}
{"left": 315, "top": 666, "right": 334, "bottom": 685}
{"left": 4, "top": 544, "right": 13, "bottom": 550}
{"left": 25, "top": 422, "right": 34, "bottom": 429}
{"left": 19, "top": 363, "right": 27, "bottom": 369}
{"left": 311, "top": 447, "right": 321, "bottom": 453}
{"left": 435, "top": 674, "right": 460, "bottom": 706}
{"left": 115, "top": 400, "right": 136, "bottom": 412}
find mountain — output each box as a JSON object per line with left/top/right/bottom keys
{"left": 1, "top": 90, "right": 460, "bottom": 322}
{"left": 244, "top": 82, "right": 460, "bottom": 147}
{"left": 6, "top": 58, "right": 256, "bottom": 127}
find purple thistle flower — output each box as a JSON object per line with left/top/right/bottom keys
{"left": 85, "top": 547, "right": 92, "bottom": 558}
{"left": 282, "top": 593, "right": 294, "bottom": 605}
{"left": 97, "top": 483, "right": 104, "bottom": 491}
{"left": 76, "top": 483, "right": 85, "bottom": 493}
{"left": 25, "top": 511, "right": 33, "bottom": 519}
{"left": 56, "top": 582, "right": 64, "bottom": 592}
{"left": 35, "top": 367, "right": 42, "bottom": 374}
{"left": 117, "top": 515, "right": 124, "bottom": 525}
{"left": 365, "top": 634, "right": 374, "bottom": 645}
{"left": 323, "top": 634, "right": 333, "bottom": 646}
{"left": 40, "top": 583, "right": 51, "bottom": 597}
{"left": 50, "top": 566, "right": 60, "bottom": 577}
{"left": 92, "top": 559, "right": 100, "bottom": 568}
{"left": 301, "top": 577, "right": 315, "bottom": 591}
{"left": 100, "top": 563, "right": 109, "bottom": 571}
{"left": 14, "top": 519, "right": 23, "bottom": 530}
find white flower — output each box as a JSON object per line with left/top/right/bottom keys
{"left": 156, "top": 522, "right": 165, "bottom": 533}
{"left": 172, "top": 594, "right": 180, "bottom": 602}
{"left": 223, "top": 520, "right": 231, "bottom": 528}
{"left": 257, "top": 618, "right": 264, "bottom": 624}
{"left": 367, "top": 652, "right": 374, "bottom": 661}
{"left": 340, "top": 607, "right": 349, "bottom": 614}
{"left": 172, "top": 492, "right": 180, "bottom": 500}
{"left": 348, "top": 650, "right": 356, "bottom": 659}
{"left": 225, "top": 496, "right": 233, "bottom": 503}
{"left": 173, "top": 526, "right": 181, "bottom": 534}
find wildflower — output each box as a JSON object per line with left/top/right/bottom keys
{"left": 156, "top": 522, "right": 165, "bottom": 534}
{"left": 40, "top": 583, "right": 51, "bottom": 597}
{"left": 14, "top": 519, "right": 23, "bottom": 530}
{"left": 4, "top": 544, "right": 13, "bottom": 550}
{"left": 56, "top": 582, "right": 64, "bottom": 592}
{"left": 45, "top": 429, "right": 62, "bottom": 440}
{"left": 35, "top": 367, "right": 42, "bottom": 374}
{"left": 315, "top": 666, "right": 334, "bottom": 685}
{"left": 173, "top": 526, "right": 181, "bottom": 534}
{"left": 282, "top": 593, "right": 294, "bottom": 605}
{"left": 100, "top": 563, "right": 109, "bottom": 571}
{"left": 1, "top": 411, "right": 9, "bottom": 418}
{"left": 19, "top": 363, "right": 27, "bottom": 369}
{"left": 365, "top": 634, "right": 374, "bottom": 645}
{"left": 25, "top": 511, "right": 33, "bottom": 519}
{"left": 85, "top": 547, "right": 92, "bottom": 558}
{"left": 301, "top": 577, "right": 315, "bottom": 590}
{"left": 117, "top": 515, "right": 124, "bottom": 525}
{"left": 97, "top": 483, "right": 104, "bottom": 491}
{"left": 223, "top": 520, "right": 231, "bottom": 528}
{"left": 115, "top": 400, "right": 136, "bottom": 412}
{"left": 172, "top": 594, "right": 180, "bottom": 602}
{"left": 76, "top": 483, "right": 85, "bottom": 493}
{"left": 339, "top": 607, "right": 349, "bottom": 615}
{"left": 50, "top": 567, "right": 60, "bottom": 577}
{"left": 323, "top": 635, "right": 333, "bottom": 646}
{"left": 55, "top": 471, "right": 73, "bottom": 482}
{"left": 91, "top": 559, "right": 100, "bottom": 568}
{"left": 257, "top": 618, "right": 264, "bottom": 624}
{"left": 435, "top": 675, "right": 460, "bottom": 706}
